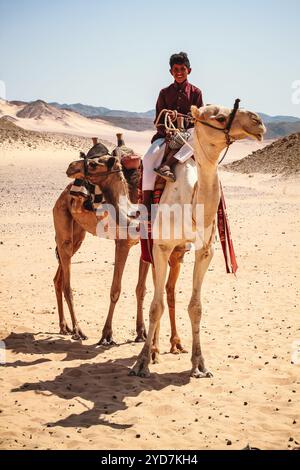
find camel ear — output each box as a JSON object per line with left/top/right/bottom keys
{"left": 107, "top": 156, "right": 117, "bottom": 170}
{"left": 191, "top": 105, "right": 201, "bottom": 120}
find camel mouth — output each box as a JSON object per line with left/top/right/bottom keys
{"left": 66, "top": 169, "right": 83, "bottom": 178}
{"left": 251, "top": 132, "right": 263, "bottom": 141}
{"left": 245, "top": 129, "right": 264, "bottom": 142}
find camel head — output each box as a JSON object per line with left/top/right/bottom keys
{"left": 66, "top": 155, "right": 120, "bottom": 182}
{"left": 82, "top": 155, "right": 122, "bottom": 185}
{"left": 66, "top": 158, "right": 85, "bottom": 179}
{"left": 191, "top": 104, "right": 266, "bottom": 148}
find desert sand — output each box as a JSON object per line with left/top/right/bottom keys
{"left": 0, "top": 110, "right": 299, "bottom": 450}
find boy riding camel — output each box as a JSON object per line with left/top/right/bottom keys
{"left": 142, "top": 51, "right": 204, "bottom": 212}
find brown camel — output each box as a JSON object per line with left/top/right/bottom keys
{"left": 53, "top": 144, "right": 186, "bottom": 352}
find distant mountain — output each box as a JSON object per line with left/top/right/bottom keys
{"left": 90, "top": 115, "right": 154, "bottom": 132}
{"left": 50, "top": 102, "right": 300, "bottom": 135}
{"left": 10, "top": 100, "right": 28, "bottom": 106}
{"left": 265, "top": 121, "right": 300, "bottom": 139}
{"left": 17, "top": 100, "right": 67, "bottom": 120}
{"left": 50, "top": 102, "right": 155, "bottom": 119}
{"left": 50, "top": 102, "right": 110, "bottom": 117}
{"left": 5, "top": 98, "right": 300, "bottom": 139}
{"left": 258, "top": 112, "right": 300, "bottom": 124}
{"left": 50, "top": 103, "right": 300, "bottom": 124}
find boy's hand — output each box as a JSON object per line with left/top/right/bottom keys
{"left": 168, "top": 110, "right": 177, "bottom": 121}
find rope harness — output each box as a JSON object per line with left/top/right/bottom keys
{"left": 154, "top": 98, "right": 241, "bottom": 165}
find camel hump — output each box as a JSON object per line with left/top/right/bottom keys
{"left": 86, "top": 142, "right": 110, "bottom": 159}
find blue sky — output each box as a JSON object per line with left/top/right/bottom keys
{"left": 1, "top": 0, "right": 300, "bottom": 116}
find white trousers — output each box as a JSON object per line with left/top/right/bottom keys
{"left": 142, "top": 129, "right": 194, "bottom": 190}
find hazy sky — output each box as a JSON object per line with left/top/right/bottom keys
{"left": 1, "top": 0, "right": 300, "bottom": 116}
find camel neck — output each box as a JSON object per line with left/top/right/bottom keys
{"left": 194, "top": 140, "right": 220, "bottom": 186}
{"left": 193, "top": 138, "right": 222, "bottom": 228}
{"left": 100, "top": 175, "right": 131, "bottom": 222}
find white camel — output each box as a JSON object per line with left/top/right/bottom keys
{"left": 130, "top": 103, "right": 266, "bottom": 378}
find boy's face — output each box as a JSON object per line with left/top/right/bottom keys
{"left": 170, "top": 63, "right": 191, "bottom": 84}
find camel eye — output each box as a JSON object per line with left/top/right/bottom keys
{"left": 215, "top": 116, "right": 226, "bottom": 123}
{"left": 89, "top": 161, "right": 97, "bottom": 169}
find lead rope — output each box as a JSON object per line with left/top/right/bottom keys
{"left": 154, "top": 108, "right": 194, "bottom": 151}
{"left": 154, "top": 109, "right": 231, "bottom": 163}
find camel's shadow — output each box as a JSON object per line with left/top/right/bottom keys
{"left": 12, "top": 356, "right": 191, "bottom": 429}
{"left": 3, "top": 332, "right": 113, "bottom": 366}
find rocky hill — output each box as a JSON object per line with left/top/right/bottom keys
{"left": 16, "top": 100, "right": 67, "bottom": 120}
{"left": 223, "top": 132, "right": 300, "bottom": 176}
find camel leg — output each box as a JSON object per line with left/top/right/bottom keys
{"left": 188, "top": 246, "right": 214, "bottom": 378}
{"left": 151, "top": 319, "right": 161, "bottom": 364}
{"left": 150, "top": 263, "right": 162, "bottom": 363}
{"left": 62, "top": 225, "right": 86, "bottom": 340}
{"left": 54, "top": 264, "right": 72, "bottom": 335}
{"left": 98, "top": 240, "right": 130, "bottom": 345}
{"left": 167, "top": 250, "right": 187, "bottom": 354}
{"left": 130, "top": 244, "right": 172, "bottom": 377}
{"left": 134, "top": 257, "right": 150, "bottom": 342}
{"left": 54, "top": 205, "right": 87, "bottom": 340}
{"left": 54, "top": 198, "right": 86, "bottom": 339}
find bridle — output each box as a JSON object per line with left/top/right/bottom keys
{"left": 155, "top": 98, "right": 241, "bottom": 165}
{"left": 79, "top": 152, "right": 123, "bottom": 179}
{"left": 193, "top": 98, "right": 241, "bottom": 164}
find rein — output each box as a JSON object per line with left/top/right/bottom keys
{"left": 155, "top": 99, "right": 241, "bottom": 165}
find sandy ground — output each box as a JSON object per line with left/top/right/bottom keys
{"left": 0, "top": 130, "right": 300, "bottom": 450}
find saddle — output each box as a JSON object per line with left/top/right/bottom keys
{"left": 79, "top": 141, "right": 141, "bottom": 169}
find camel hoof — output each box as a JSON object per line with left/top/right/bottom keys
{"left": 72, "top": 328, "right": 88, "bottom": 340}
{"left": 190, "top": 368, "right": 213, "bottom": 379}
{"left": 134, "top": 333, "right": 147, "bottom": 343}
{"left": 128, "top": 369, "right": 137, "bottom": 376}
{"left": 151, "top": 352, "right": 160, "bottom": 364}
{"left": 139, "top": 370, "right": 150, "bottom": 378}
{"left": 170, "top": 344, "right": 188, "bottom": 354}
{"left": 129, "top": 360, "right": 151, "bottom": 378}
{"left": 98, "top": 338, "right": 117, "bottom": 346}
{"left": 59, "top": 325, "right": 72, "bottom": 335}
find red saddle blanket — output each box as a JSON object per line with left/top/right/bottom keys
{"left": 139, "top": 170, "right": 238, "bottom": 274}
